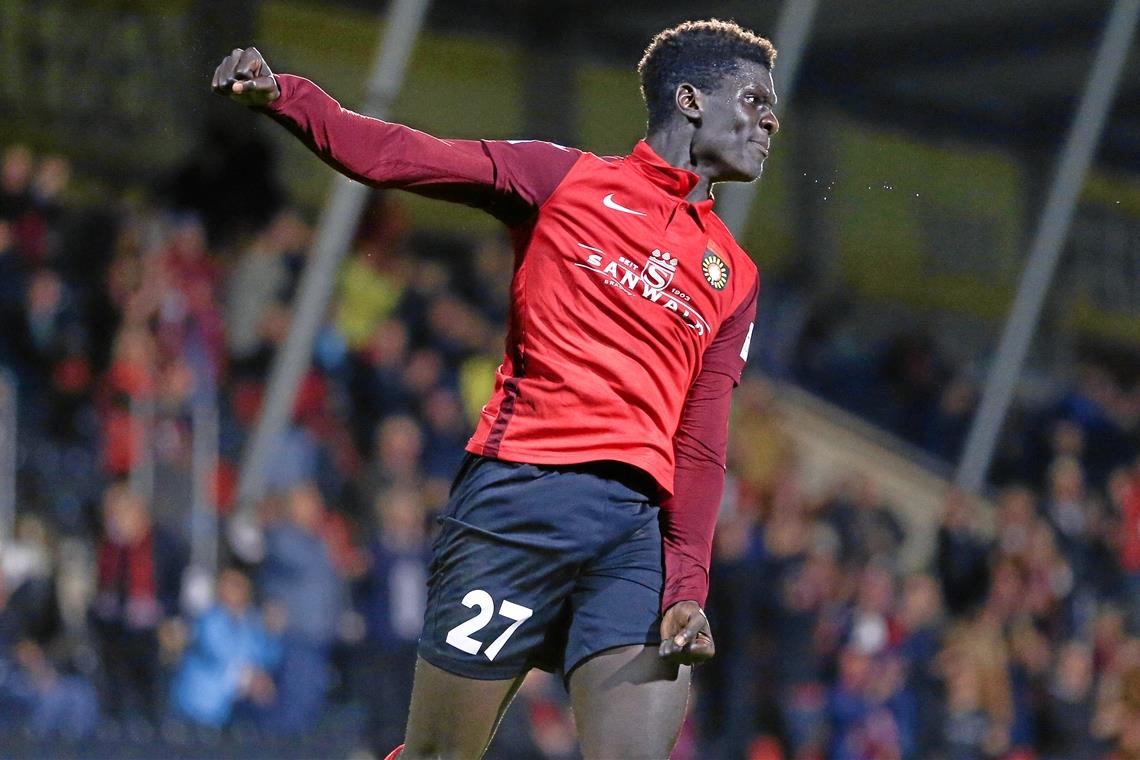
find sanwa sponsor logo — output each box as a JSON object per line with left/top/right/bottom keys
{"left": 574, "top": 244, "right": 710, "bottom": 336}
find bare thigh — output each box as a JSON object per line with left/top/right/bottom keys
{"left": 401, "top": 656, "right": 525, "bottom": 759}
{"left": 568, "top": 645, "right": 692, "bottom": 760}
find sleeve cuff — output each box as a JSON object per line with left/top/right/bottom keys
{"left": 263, "top": 73, "right": 300, "bottom": 113}
{"left": 662, "top": 575, "right": 709, "bottom": 611}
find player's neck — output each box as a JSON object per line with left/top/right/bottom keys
{"left": 644, "top": 131, "right": 714, "bottom": 203}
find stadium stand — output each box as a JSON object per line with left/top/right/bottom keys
{"left": 1, "top": 138, "right": 1138, "bottom": 758}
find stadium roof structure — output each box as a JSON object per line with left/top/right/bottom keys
{"left": 409, "top": 0, "right": 1138, "bottom": 171}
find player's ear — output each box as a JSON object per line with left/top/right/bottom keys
{"left": 675, "top": 83, "right": 702, "bottom": 123}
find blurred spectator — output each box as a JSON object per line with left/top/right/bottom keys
{"left": 822, "top": 474, "right": 906, "bottom": 568}
{"left": 846, "top": 563, "right": 900, "bottom": 659}
{"left": 994, "top": 485, "right": 1037, "bottom": 562}
{"left": 259, "top": 372, "right": 336, "bottom": 496}
{"left": 257, "top": 482, "right": 346, "bottom": 735}
{"left": 170, "top": 568, "right": 283, "bottom": 728}
{"left": 424, "top": 292, "right": 493, "bottom": 365}
{"left": 0, "top": 218, "right": 23, "bottom": 321}
{"left": 420, "top": 387, "right": 469, "bottom": 481}
{"left": 100, "top": 327, "right": 157, "bottom": 480}
{"left": 1094, "top": 639, "right": 1140, "bottom": 759}
{"left": 22, "top": 351, "right": 101, "bottom": 533}
{"left": 698, "top": 489, "right": 772, "bottom": 759}
{"left": 936, "top": 489, "right": 991, "bottom": 617}
{"left": 0, "top": 145, "right": 46, "bottom": 265}
{"left": 30, "top": 154, "right": 70, "bottom": 233}
{"left": 925, "top": 375, "right": 977, "bottom": 462}
{"left": 356, "top": 485, "right": 429, "bottom": 755}
{"left": 154, "top": 215, "right": 223, "bottom": 401}
{"left": 349, "top": 318, "right": 415, "bottom": 447}
{"left": 939, "top": 615, "right": 1013, "bottom": 760}
{"left": 465, "top": 235, "right": 513, "bottom": 323}
{"left": 898, "top": 573, "right": 944, "bottom": 753}
{"left": 225, "top": 209, "right": 310, "bottom": 374}
{"left": 356, "top": 414, "right": 426, "bottom": 514}
{"left": 1040, "top": 640, "right": 1097, "bottom": 760}
{"left": 0, "top": 144, "right": 34, "bottom": 211}
{"left": 89, "top": 482, "right": 186, "bottom": 727}
{"left": 1044, "top": 457, "right": 1095, "bottom": 577}
{"left": 880, "top": 331, "right": 946, "bottom": 448}
{"left": 1044, "top": 364, "right": 1137, "bottom": 489}
{"left": 1112, "top": 462, "right": 1140, "bottom": 632}
{"left": 263, "top": 419, "right": 321, "bottom": 496}
{"left": 0, "top": 571, "right": 98, "bottom": 741}
{"left": 0, "top": 516, "right": 58, "bottom": 642}
{"left": 485, "top": 671, "right": 579, "bottom": 760}
{"left": 728, "top": 376, "right": 797, "bottom": 509}
{"left": 335, "top": 247, "right": 406, "bottom": 351}
{"left": 1023, "top": 524, "right": 1074, "bottom": 636}
{"left": 396, "top": 256, "right": 451, "bottom": 348}
{"left": 1007, "top": 619, "right": 1051, "bottom": 752}
{"left": 826, "top": 645, "right": 910, "bottom": 760}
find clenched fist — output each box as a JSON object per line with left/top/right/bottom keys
{"left": 212, "top": 47, "right": 280, "bottom": 107}
{"left": 658, "top": 600, "right": 715, "bottom": 665}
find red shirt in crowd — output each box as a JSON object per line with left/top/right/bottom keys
{"left": 265, "top": 74, "right": 760, "bottom": 609}
{"left": 1119, "top": 474, "right": 1140, "bottom": 574}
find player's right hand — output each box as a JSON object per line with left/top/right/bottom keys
{"left": 658, "top": 600, "right": 715, "bottom": 666}
{"left": 212, "top": 47, "right": 280, "bottom": 107}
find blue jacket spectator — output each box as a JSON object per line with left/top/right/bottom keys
{"left": 171, "top": 568, "right": 282, "bottom": 728}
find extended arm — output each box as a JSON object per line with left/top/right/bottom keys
{"left": 212, "top": 47, "right": 578, "bottom": 224}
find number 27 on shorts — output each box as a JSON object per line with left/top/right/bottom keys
{"left": 445, "top": 589, "right": 534, "bottom": 661}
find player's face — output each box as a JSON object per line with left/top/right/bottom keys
{"left": 693, "top": 60, "right": 779, "bottom": 183}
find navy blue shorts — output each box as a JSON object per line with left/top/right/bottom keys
{"left": 417, "top": 454, "right": 664, "bottom": 681}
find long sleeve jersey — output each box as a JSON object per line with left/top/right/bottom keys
{"left": 264, "top": 74, "right": 760, "bottom": 609}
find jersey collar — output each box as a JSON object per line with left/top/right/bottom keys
{"left": 628, "top": 141, "right": 716, "bottom": 226}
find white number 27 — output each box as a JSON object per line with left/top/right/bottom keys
{"left": 445, "top": 589, "right": 534, "bottom": 661}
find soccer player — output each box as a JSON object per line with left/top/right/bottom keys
{"left": 213, "top": 18, "right": 778, "bottom": 759}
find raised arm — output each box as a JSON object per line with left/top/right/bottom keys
{"left": 212, "top": 47, "right": 579, "bottom": 224}
{"left": 658, "top": 277, "right": 759, "bottom": 666}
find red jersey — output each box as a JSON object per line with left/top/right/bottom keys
{"left": 266, "top": 75, "right": 759, "bottom": 608}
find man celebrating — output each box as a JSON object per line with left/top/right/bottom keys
{"left": 214, "top": 18, "right": 778, "bottom": 759}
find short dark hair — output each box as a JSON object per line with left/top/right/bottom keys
{"left": 638, "top": 19, "right": 777, "bottom": 133}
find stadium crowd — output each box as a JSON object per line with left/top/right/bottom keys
{"left": 0, "top": 138, "right": 1138, "bottom": 759}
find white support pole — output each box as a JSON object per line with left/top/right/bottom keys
{"left": 185, "top": 400, "right": 220, "bottom": 613}
{"left": 0, "top": 372, "right": 16, "bottom": 546}
{"left": 129, "top": 392, "right": 155, "bottom": 505}
{"left": 235, "top": 0, "right": 433, "bottom": 517}
{"left": 191, "top": 402, "right": 220, "bottom": 571}
{"left": 714, "top": 0, "right": 821, "bottom": 236}
{"left": 956, "top": 0, "right": 1140, "bottom": 494}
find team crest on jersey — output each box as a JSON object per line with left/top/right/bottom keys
{"left": 644, "top": 249, "right": 679, "bottom": 290}
{"left": 702, "top": 250, "right": 729, "bottom": 290}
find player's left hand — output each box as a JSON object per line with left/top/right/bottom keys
{"left": 658, "top": 600, "right": 715, "bottom": 665}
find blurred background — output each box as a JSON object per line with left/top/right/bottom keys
{"left": 0, "top": 0, "right": 1138, "bottom": 758}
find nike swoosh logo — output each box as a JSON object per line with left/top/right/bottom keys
{"left": 602, "top": 193, "right": 647, "bottom": 216}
